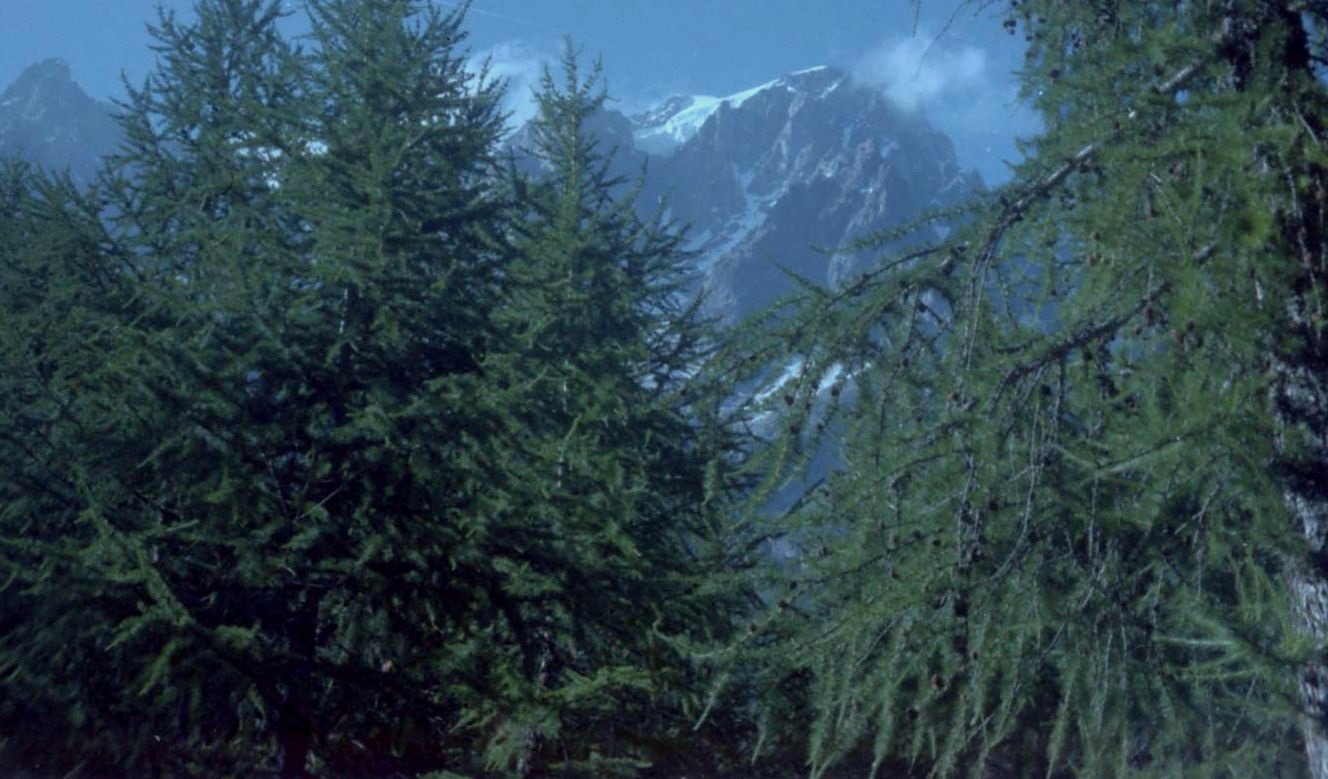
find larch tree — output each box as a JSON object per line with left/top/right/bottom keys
{"left": 484, "top": 49, "right": 749, "bottom": 775}
{"left": 4, "top": 0, "right": 507, "bottom": 773}
{"left": 0, "top": 2, "right": 743, "bottom": 778}
{"left": 720, "top": 1, "right": 1328, "bottom": 776}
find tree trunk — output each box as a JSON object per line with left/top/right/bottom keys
{"left": 1275, "top": 130, "right": 1328, "bottom": 779}
{"left": 1278, "top": 346, "right": 1328, "bottom": 779}
{"left": 1275, "top": 108, "right": 1328, "bottom": 779}
{"left": 277, "top": 588, "right": 322, "bottom": 778}
{"left": 277, "top": 696, "right": 314, "bottom": 779}
{"left": 1250, "top": 6, "right": 1328, "bottom": 773}
{"left": 1291, "top": 565, "right": 1328, "bottom": 778}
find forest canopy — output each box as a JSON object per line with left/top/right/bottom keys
{"left": 2, "top": 1, "right": 1328, "bottom": 778}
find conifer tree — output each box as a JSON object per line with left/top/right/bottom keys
{"left": 483, "top": 49, "right": 747, "bottom": 775}
{"left": 2, "top": 0, "right": 488, "bottom": 775}
{"left": 724, "top": 1, "right": 1328, "bottom": 776}
{"left": 0, "top": 161, "right": 166, "bottom": 774}
{"left": 0, "top": 2, "right": 750, "bottom": 777}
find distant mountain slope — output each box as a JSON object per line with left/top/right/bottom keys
{"left": 632, "top": 66, "right": 982, "bottom": 321}
{"left": 509, "top": 65, "right": 980, "bottom": 322}
{"left": 0, "top": 59, "right": 120, "bottom": 185}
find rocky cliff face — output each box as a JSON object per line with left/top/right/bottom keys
{"left": 631, "top": 65, "right": 981, "bottom": 322}
{"left": 0, "top": 59, "right": 120, "bottom": 186}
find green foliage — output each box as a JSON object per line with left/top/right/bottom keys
{"left": 480, "top": 47, "right": 750, "bottom": 774}
{"left": 0, "top": 3, "right": 744, "bottom": 777}
{"left": 719, "top": 1, "right": 1328, "bottom": 776}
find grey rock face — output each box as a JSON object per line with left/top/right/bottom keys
{"left": 509, "top": 67, "right": 978, "bottom": 323}
{"left": 634, "top": 66, "right": 981, "bottom": 322}
{"left": 0, "top": 59, "right": 121, "bottom": 186}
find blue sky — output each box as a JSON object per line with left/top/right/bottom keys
{"left": 0, "top": 0, "right": 1039, "bottom": 182}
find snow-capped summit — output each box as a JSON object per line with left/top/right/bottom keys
{"left": 630, "top": 66, "right": 841, "bottom": 155}
{"left": 511, "top": 64, "right": 981, "bottom": 321}
{"left": 631, "top": 95, "right": 716, "bottom": 154}
{"left": 629, "top": 65, "right": 981, "bottom": 320}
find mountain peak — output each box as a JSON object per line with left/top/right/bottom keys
{"left": 631, "top": 66, "right": 847, "bottom": 155}
{"left": 1, "top": 58, "right": 119, "bottom": 185}
{"left": 18, "top": 58, "right": 73, "bottom": 84}
{"left": 631, "top": 64, "right": 979, "bottom": 320}
{"left": 502, "top": 61, "right": 981, "bottom": 323}
{"left": 2, "top": 58, "right": 96, "bottom": 120}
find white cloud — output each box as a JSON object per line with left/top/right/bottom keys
{"left": 471, "top": 40, "right": 552, "bottom": 130}
{"left": 853, "top": 34, "right": 988, "bottom": 112}
{"left": 852, "top": 32, "right": 1042, "bottom": 184}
